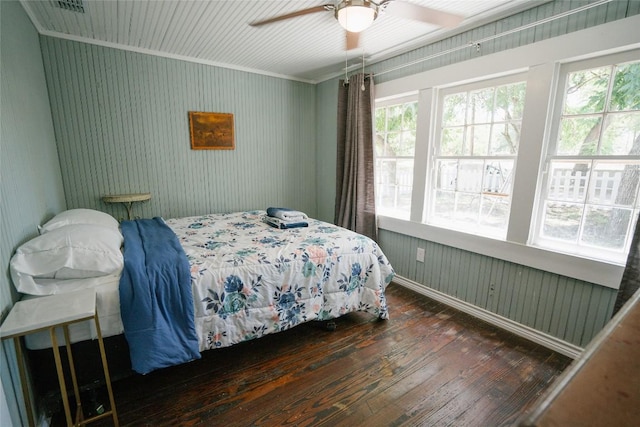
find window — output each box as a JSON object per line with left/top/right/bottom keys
{"left": 428, "top": 75, "right": 527, "bottom": 238}
{"left": 534, "top": 54, "right": 640, "bottom": 263}
{"left": 374, "top": 97, "right": 417, "bottom": 219}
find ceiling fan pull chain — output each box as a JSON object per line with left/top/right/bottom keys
{"left": 361, "top": 52, "right": 366, "bottom": 91}
{"left": 344, "top": 51, "right": 349, "bottom": 85}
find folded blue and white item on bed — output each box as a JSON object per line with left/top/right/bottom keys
{"left": 262, "top": 215, "right": 309, "bottom": 229}
{"left": 266, "top": 207, "right": 308, "bottom": 222}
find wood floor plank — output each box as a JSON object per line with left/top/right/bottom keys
{"left": 49, "top": 283, "right": 571, "bottom": 426}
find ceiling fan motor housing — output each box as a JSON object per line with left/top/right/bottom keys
{"left": 336, "top": 0, "right": 379, "bottom": 33}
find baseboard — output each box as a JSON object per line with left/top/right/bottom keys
{"left": 392, "top": 276, "right": 583, "bottom": 359}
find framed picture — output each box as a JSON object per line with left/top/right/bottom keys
{"left": 188, "top": 111, "right": 235, "bottom": 150}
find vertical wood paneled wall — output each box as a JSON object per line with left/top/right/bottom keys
{"left": 1, "top": 2, "right": 67, "bottom": 425}
{"left": 40, "top": 37, "right": 317, "bottom": 221}
{"left": 379, "top": 229, "right": 617, "bottom": 347}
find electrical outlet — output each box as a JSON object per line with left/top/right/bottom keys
{"left": 416, "top": 247, "right": 425, "bottom": 262}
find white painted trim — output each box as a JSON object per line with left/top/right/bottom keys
{"left": 392, "top": 275, "right": 583, "bottom": 359}
{"left": 35, "top": 29, "right": 316, "bottom": 84}
{"left": 375, "top": 14, "right": 640, "bottom": 99}
{"left": 379, "top": 216, "right": 624, "bottom": 289}
{"left": 18, "top": 0, "right": 314, "bottom": 85}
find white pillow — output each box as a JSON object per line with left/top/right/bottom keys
{"left": 10, "top": 224, "right": 124, "bottom": 295}
{"left": 40, "top": 208, "right": 119, "bottom": 234}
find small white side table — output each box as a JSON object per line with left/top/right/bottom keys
{"left": 102, "top": 193, "right": 151, "bottom": 220}
{"left": 0, "top": 289, "right": 118, "bottom": 426}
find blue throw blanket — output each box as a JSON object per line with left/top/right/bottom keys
{"left": 119, "top": 218, "right": 201, "bottom": 374}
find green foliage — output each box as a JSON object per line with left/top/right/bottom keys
{"left": 560, "top": 60, "right": 640, "bottom": 156}
{"left": 375, "top": 101, "right": 417, "bottom": 157}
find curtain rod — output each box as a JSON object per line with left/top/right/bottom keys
{"left": 374, "top": 0, "right": 613, "bottom": 77}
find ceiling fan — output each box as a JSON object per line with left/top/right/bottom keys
{"left": 250, "top": 0, "right": 464, "bottom": 50}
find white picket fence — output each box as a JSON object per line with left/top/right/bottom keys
{"left": 377, "top": 161, "right": 631, "bottom": 211}
{"left": 549, "top": 167, "right": 625, "bottom": 203}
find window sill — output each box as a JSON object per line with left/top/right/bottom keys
{"left": 377, "top": 215, "right": 624, "bottom": 290}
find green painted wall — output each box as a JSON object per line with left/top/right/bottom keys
{"left": 40, "top": 38, "right": 318, "bottom": 221}
{"left": 379, "top": 230, "right": 617, "bottom": 347}
{"left": 1, "top": 2, "right": 67, "bottom": 425}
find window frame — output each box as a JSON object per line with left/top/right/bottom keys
{"left": 427, "top": 72, "right": 528, "bottom": 239}
{"left": 531, "top": 50, "right": 640, "bottom": 264}
{"left": 374, "top": 94, "right": 419, "bottom": 220}
{"left": 372, "top": 15, "right": 640, "bottom": 289}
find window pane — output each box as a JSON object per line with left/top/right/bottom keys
{"left": 490, "top": 121, "right": 520, "bottom": 155}
{"left": 396, "top": 159, "right": 414, "bottom": 212}
{"left": 494, "top": 82, "right": 527, "bottom": 121}
{"left": 374, "top": 99, "right": 418, "bottom": 220}
{"left": 375, "top": 108, "right": 386, "bottom": 132}
{"left": 557, "top": 116, "right": 601, "bottom": 155}
{"left": 443, "top": 93, "right": 467, "bottom": 126}
{"left": 386, "top": 132, "right": 401, "bottom": 155}
{"left": 398, "top": 130, "right": 416, "bottom": 156}
{"left": 436, "top": 160, "right": 458, "bottom": 190}
{"left": 483, "top": 160, "right": 514, "bottom": 194}
{"left": 610, "top": 61, "right": 640, "bottom": 112}
{"left": 434, "top": 190, "right": 455, "bottom": 218}
{"left": 374, "top": 133, "right": 385, "bottom": 156}
{"left": 480, "top": 194, "right": 510, "bottom": 229}
{"left": 600, "top": 112, "right": 640, "bottom": 155}
{"left": 467, "top": 124, "right": 491, "bottom": 156}
{"left": 548, "top": 161, "right": 590, "bottom": 203}
{"left": 563, "top": 66, "right": 610, "bottom": 115}
{"left": 541, "top": 201, "right": 583, "bottom": 242}
{"left": 457, "top": 160, "right": 484, "bottom": 192}
{"left": 441, "top": 127, "right": 465, "bottom": 156}
{"left": 454, "top": 192, "right": 480, "bottom": 222}
{"left": 403, "top": 102, "right": 417, "bottom": 128}
{"left": 467, "top": 88, "right": 494, "bottom": 124}
{"left": 376, "top": 159, "right": 413, "bottom": 216}
{"left": 588, "top": 162, "right": 638, "bottom": 207}
{"left": 387, "top": 105, "right": 403, "bottom": 131}
{"left": 581, "top": 206, "right": 631, "bottom": 250}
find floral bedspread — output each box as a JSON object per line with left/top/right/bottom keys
{"left": 165, "top": 211, "right": 395, "bottom": 352}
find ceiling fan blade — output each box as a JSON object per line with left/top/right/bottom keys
{"left": 385, "top": 1, "right": 464, "bottom": 28}
{"left": 250, "top": 4, "right": 333, "bottom": 27}
{"left": 346, "top": 31, "right": 360, "bottom": 51}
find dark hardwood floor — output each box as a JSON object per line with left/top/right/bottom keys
{"left": 51, "top": 283, "right": 571, "bottom": 426}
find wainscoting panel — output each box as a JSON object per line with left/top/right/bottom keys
{"left": 379, "top": 229, "right": 617, "bottom": 348}
{"left": 40, "top": 37, "right": 317, "bottom": 221}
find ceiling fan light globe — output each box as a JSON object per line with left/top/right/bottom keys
{"left": 337, "top": 1, "right": 377, "bottom": 33}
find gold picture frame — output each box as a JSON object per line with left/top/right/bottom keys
{"left": 188, "top": 111, "right": 235, "bottom": 150}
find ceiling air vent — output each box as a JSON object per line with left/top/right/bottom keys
{"left": 55, "top": 0, "right": 85, "bottom": 13}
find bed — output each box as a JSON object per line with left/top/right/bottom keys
{"left": 10, "top": 209, "right": 394, "bottom": 374}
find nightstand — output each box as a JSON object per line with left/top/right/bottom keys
{"left": 102, "top": 193, "right": 151, "bottom": 220}
{"left": 0, "top": 289, "right": 118, "bottom": 426}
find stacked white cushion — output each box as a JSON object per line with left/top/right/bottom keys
{"left": 10, "top": 209, "right": 124, "bottom": 295}
{"left": 39, "top": 208, "right": 120, "bottom": 234}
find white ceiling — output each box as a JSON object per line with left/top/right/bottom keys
{"left": 21, "top": 0, "right": 542, "bottom": 82}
